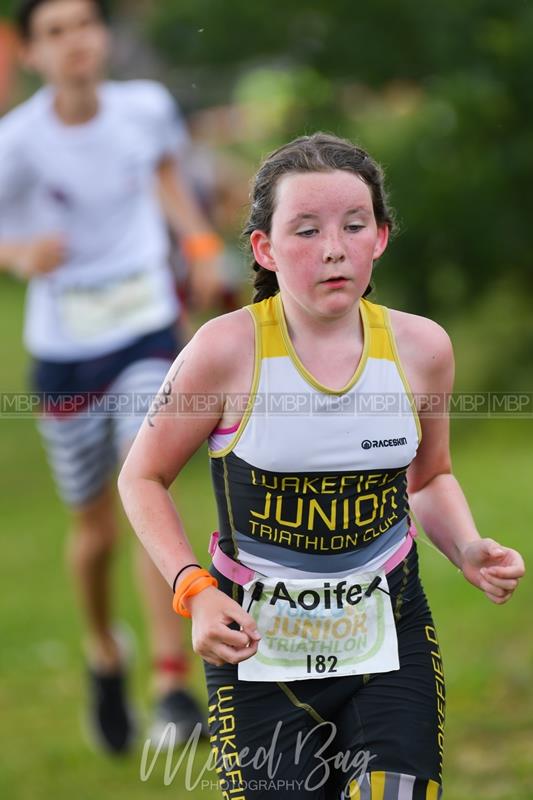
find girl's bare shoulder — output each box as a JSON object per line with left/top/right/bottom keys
{"left": 182, "top": 307, "right": 255, "bottom": 392}
{"left": 387, "top": 307, "right": 454, "bottom": 390}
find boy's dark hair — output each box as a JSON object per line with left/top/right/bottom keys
{"left": 16, "top": 0, "right": 109, "bottom": 39}
{"left": 243, "top": 132, "right": 396, "bottom": 303}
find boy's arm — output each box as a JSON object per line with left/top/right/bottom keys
{"left": 156, "top": 155, "right": 224, "bottom": 309}
{"left": 0, "top": 237, "right": 65, "bottom": 277}
{"left": 0, "top": 117, "right": 65, "bottom": 277}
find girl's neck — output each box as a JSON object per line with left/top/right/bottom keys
{"left": 277, "top": 291, "right": 365, "bottom": 391}
{"left": 279, "top": 292, "right": 363, "bottom": 346}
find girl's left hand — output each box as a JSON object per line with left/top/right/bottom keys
{"left": 459, "top": 538, "right": 525, "bottom": 604}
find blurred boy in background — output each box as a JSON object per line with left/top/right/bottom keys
{"left": 0, "top": 0, "right": 224, "bottom": 754}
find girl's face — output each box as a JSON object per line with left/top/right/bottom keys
{"left": 251, "top": 169, "right": 389, "bottom": 320}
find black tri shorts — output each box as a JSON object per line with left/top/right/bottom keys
{"left": 204, "top": 543, "right": 445, "bottom": 799}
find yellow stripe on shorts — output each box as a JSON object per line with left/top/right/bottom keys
{"left": 369, "top": 771, "right": 386, "bottom": 799}
{"left": 346, "top": 778, "right": 360, "bottom": 799}
{"left": 426, "top": 779, "right": 441, "bottom": 800}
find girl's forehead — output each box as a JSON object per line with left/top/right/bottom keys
{"left": 274, "top": 170, "right": 372, "bottom": 214}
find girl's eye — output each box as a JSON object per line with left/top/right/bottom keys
{"left": 346, "top": 224, "right": 364, "bottom": 232}
{"left": 296, "top": 229, "right": 317, "bottom": 237}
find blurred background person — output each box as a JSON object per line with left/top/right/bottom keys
{"left": 0, "top": 0, "right": 226, "bottom": 754}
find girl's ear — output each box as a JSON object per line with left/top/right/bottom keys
{"left": 372, "top": 224, "right": 389, "bottom": 261}
{"left": 250, "top": 230, "right": 278, "bottom": 273}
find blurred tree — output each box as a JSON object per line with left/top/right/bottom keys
{"left": 146, "top": 0, "right": 533, "bottom": 326}
{"left": 2, "top": 0, "right": 531, "bottom": 338}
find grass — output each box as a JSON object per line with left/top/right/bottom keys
{"left": 1, "top": 277, "right": 531, "bottom": 799}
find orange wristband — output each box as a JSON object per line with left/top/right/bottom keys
{"left": 182, "top": 232, "right": 223, "bottom": 262}
{"left": 177, "top": 576, "right": 218, "bottom": 617}
{"left": 172, "top": 568, "right": 218, "bottom": 617}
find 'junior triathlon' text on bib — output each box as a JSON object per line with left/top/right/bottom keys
{"left": 238, "top": 571, "right": 399, "bottom": 682}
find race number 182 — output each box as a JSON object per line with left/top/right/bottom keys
{"left": 306, "top": 654, "right": 337, "bottom": 674}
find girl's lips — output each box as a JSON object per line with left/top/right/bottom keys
{"left": 321, "top": 276, "right": 348, "bottom": 285}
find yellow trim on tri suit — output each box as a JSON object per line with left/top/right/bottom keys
{"left": 208, "top": 305, "right": 262, "bottom": 458}
{"left": 383, "top": 305, "right": 423, "bottom": 444}
{"left": 209, "top": 292, "right": 421, "bottom": 454}
{"left": 254, "top": 293, "right": 396, "bottom": 363}
{"left": 222, "top": 456, "right": 240, "bottom": 590}
{"left": 363, "top": 297, "right": 396, "bottom": 361}
{"left": 254, "top": 295, "right": 286, "bottom": 358}
{"left": 274, "top": 292, "right": 372, "bottom": 396}
{"left": 276, "top": 681, "right": 326, "bottom": 726}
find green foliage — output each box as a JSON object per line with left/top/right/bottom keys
{"left": 148, "top": 0, "right": 533, "bottom": 86}
{"left": 148, "top": 0, "right": 533, "bottom": 331}
{"left": 0, "top": 1, "right": 14, "bottom": 17}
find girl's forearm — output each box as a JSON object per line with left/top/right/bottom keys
{"left": 408, "top": 473, "right": 481, "bottom": 568}
{"left": 118, "top": 475, "right": 198, "bottom": 588}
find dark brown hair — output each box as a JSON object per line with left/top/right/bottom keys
{"left": 16, "top": 0, "right": 109, "bottom": 39}
{"left": 243, "top": 132, "right": 396, "bottom": 302}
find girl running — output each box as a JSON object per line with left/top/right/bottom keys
{"left": 118, "top": 133, "right": 525, "bottom": 798}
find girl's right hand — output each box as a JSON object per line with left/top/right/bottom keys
{"left": 185, "top": 586, "right": 261, "bottom": 666}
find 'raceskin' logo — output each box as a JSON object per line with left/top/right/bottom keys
{"left": 361, "top": 437, "right": 407, "bottom": 449}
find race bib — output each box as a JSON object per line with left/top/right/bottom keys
{"left": 238, "top": 571, "right": 399, "bottom": 682}
{"left": 58, "top": 269, "right": 168, "bottom": 340}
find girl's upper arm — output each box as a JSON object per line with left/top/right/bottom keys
{"left": 120, "top": 312, "right": 248, "bottom": 488}
{"left": 406, "top": 318, "right": 456, "bottom": 494}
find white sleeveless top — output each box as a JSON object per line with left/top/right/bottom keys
{"left": 208, "top": 293, "right": 421, "bottom": 580}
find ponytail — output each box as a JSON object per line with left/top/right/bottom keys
{"left": 251, "top": 263, "right": 279, "bottom": 302}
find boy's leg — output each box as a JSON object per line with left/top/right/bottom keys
{"left": 112, "top": 357, "right": 206, "bottom": 744}
{"left": 135, "top": 546, "right": 191, "bottom": 692}
{"left": 68, "top": 483, "right": 121, "bottom": 671}
{"left": 134, "top": 546, "right": 208, "bottom": 744}
{"left": 37, "top": 411, "right": 135, "bottom": 753}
